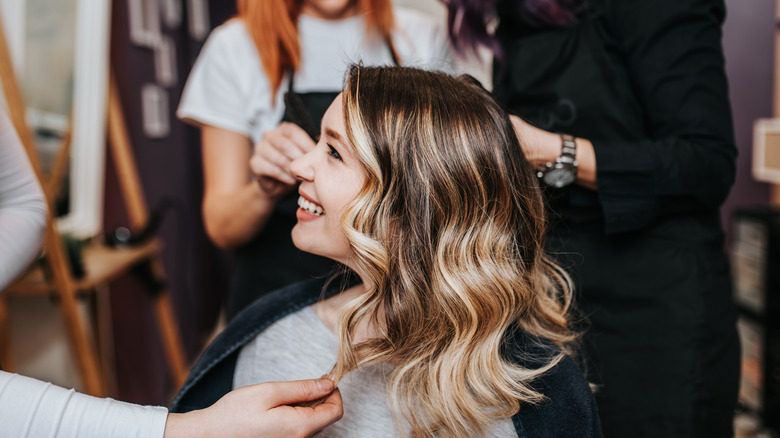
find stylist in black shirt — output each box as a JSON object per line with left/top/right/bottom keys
{"left": 445, "top": 0, "right": 739, "bottom": 436}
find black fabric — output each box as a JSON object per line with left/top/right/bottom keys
{"left": 493, "top": 0, "right": 739, "bottom": 436}
{"left": 504, "top": 327, "right": 604, "bottom": 438}
{"left": 171, "top": 275, "right": 603, "bottom": 437}
{"left": 225, "top": 89, "right": 340, "bottom": 320}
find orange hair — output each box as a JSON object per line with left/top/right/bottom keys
{"left": 236, "top": 0, "right": 397, "bottom": 103}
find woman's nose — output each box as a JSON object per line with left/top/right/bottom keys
{"left": 290, "top": 148, "right": 315, "bottom": 182}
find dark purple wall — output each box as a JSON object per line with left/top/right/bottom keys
{"left": 105, "top": 0, "right": 235, "bottom": 404}
{"left": 721, "top": 0, "right": 774, "bottom": 241}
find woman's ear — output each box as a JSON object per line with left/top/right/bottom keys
{"left": 457, "top": 74, "right": 487, "bottom": 90}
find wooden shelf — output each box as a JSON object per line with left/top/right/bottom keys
{"left": 5, "top": 239, "right": 162, "bottom": 296}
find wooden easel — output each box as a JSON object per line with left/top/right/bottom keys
{"left": 0, "top": 17, "right": 187, "bottom": 397}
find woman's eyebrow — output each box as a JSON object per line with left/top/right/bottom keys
{"left": 324, "top": 127, "right": 345, "bottom": 144}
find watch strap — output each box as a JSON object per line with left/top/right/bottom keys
{"left": 558, "top": 133, "right": 577, "bottom": 166}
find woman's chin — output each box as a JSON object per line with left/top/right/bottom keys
{"left": 291, "top": 226, "right": 323, "bottom": 258}
{"left": 291, "top": 225, "right": 307, "bottom": 252}
{"left": 291, "top": 220, "right": 352, "bottom": 267}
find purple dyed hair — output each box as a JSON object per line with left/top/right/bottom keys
{"left": 443, "top": 0, "right": 586, "bottom": 60}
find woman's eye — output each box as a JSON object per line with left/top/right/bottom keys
{"left": 327, "top": 145, "right": 343, "bottom": 162}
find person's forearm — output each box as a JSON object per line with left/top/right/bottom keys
{"left": 511, "top": 116, "right": 597, "bottom": 190}
{"left": 0, "top": 111, "right": 47, "bottom": 291}
{"left": 0, "top": 371, "right": 168, "bottom": 438}
{"left": 203, "top": 181, "right": 286, "bottom": 249}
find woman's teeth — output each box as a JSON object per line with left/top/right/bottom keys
{"left": 298, "top": 196, "right": 324, "bottom": 216}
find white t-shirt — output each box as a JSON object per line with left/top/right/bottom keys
{"left": 177, "top": 8, "right": 455, "bottom": 144}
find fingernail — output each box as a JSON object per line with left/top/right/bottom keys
{"left": 316, "top": 378, "right": 333, "bottom": 392}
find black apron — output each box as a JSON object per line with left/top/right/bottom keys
{"left": 225, "top": 77, "right": 340, "bottom": 320}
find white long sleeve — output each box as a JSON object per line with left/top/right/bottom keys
{"left": 0, "top": 371, "right": 168, "bottom": 438}
{"left": 0, "top": 109, "right": 47, "bottom": 291}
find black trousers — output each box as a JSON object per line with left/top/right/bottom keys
{"left": 548, "top": 231, "right": 740, "bottom": 438}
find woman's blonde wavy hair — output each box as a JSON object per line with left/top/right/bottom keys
{"left": 327, "top": 65, "right": 577, "bottom": 437}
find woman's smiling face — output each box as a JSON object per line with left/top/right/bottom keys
{"left": 290, "top": 94, "right": 365, "bottom": 266}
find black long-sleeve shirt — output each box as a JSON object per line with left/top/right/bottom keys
{"left": 494, "top": 0, "right": 736, "bottom": 238}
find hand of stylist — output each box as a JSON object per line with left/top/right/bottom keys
{"left": 200, "top": 122, "right": 315, "bottom": 248}
{"left": 509, "top": 115, "right": 598, "bottom": 190}
{"left": 250, "top": 122, "right": 316, "bottom": 197}
{"left": 164, "top": 378, "right": 343, "bottom": 438}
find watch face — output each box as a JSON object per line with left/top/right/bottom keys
{"left": 542, "top": 168, "right": 576, "bottom": 188}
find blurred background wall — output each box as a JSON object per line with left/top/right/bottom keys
{"left": 721, "top": 0, "right": 774, "bottom": 238}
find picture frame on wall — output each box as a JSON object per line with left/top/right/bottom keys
{"left": 753, "top": 118, "right": 780, "bottom": 185}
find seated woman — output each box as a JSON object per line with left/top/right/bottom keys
{"left": 171, "top": 65, "right": 602, "bottom": 437}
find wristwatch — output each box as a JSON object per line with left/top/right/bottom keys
{"left": 536, "top": 134, "right": 578, "bottom": 188}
